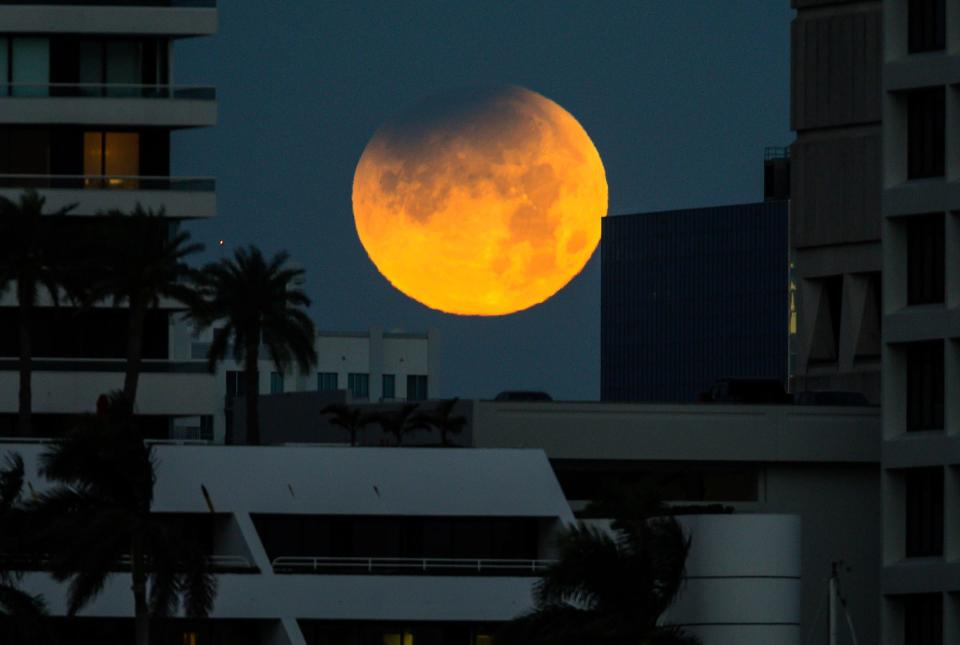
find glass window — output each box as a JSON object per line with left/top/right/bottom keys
{"left": 907, "top": 214, "right": 945, "bottom": 305}
{"left": 348, "top": 373, "right": 369, "bottom": 400}
{"left": 317, "top": 372, "right": 338, "bottom": 392}
{"left": 11, "top": 38, "right": 49, "bottom": 97}
{"left": 907, "top": 341, "right": 944, "bottom": 432}
{"left": 908, "top": 0, "right": 946, "bottom": 54}
{"left": 905, "top": 468, "right": 943, "bottom": 557}
{"left": 907, "top": 87, "right": 945, "bottom": 179}
{"left": 382, "top": 373, "right": 396, "bottom": 400}
{"left": 225, "top": 371, "right": 244, "bottom": 400}
{"left": 83, "top": 131, "right": 139, "bottom": 187}
{"left": 382, "top": 633, "right": 413, "bottom": 645}
{"left": 0, "top": 38, "right": 8, "bottom": 95}
{"left": 904, "top": 593, "right": 942, "bottom": 645}
{"left": 270, "top": 371, "right": 284, "bottom": 394}
{"left": 406, "top": 374, "right": 428, "bottom": 401}
{"left": 105, "top": 40, "right": 140, "bottom": 96}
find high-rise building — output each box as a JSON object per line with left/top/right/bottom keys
{"left": 790, "top": 0, "right": 883, "bottom": 402}
{"left": 601, "top": 201, "right": 789, "bottom": 402}
{"left": 0, "top": 1, "right": 219, "bottom": 437}
{"left": 879, "top": 1, "right": 957, "bottom": 644}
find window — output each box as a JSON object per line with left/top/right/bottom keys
{"left": 348, "top": 373, "right": 369, "bottom": 400}
{"left": 907, "top": 341, "right": 944, "bottom": 431}
{"left": 905, "top": 468, "right": 943, "bottom": 557}
{"left": 907, "top": 87, "right": 945, "bottom": 179}
{"left": 3, "top": 37, "right": 50, "bottom": 97}
{"left": 406, "top": 374, "right": 428, "bottom": 401}
{"left": 382, "top": 374, "right": 396, "bottom": 400}
{"left": 904, "top": 593, "right": 942, "bottom": 645}
{"left": 270, "top": 372, "right": 284, "bottom": 394}
{"left": 907, "top": 214, "right": 945, "bottom": 305}
{"left": 382, "top": 632, "right": 413, "bottom": 645}
{"left": 225, "top": 370, "right": 245, "bottom": 400}
{"left": 908, "top": 0, "right": 945, "bottom": 53}
{"left": 83, "top": 131, "right": 139, "bottom": 187}
{"left": 317, "top": 372, "right": 338, "bottom": 392}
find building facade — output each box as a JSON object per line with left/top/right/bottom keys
{"left": 790, "top": 0, "right": 884, "bottom": 402}
{"left": 879, "top": 1, "right": 960, "bottom": 644}
{"left": 0, "top": 0, "right": 219, "bottom": 437}
{"left": 179, "top": 325, "right": 439, "bottom": 444}
{"left": 601, "top": 201, "right": 789, "bottom": 402}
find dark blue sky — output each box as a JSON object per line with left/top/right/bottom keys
{"left": 172, "top": 1, "right": 792, "bottom": 400}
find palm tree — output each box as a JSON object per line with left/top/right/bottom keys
{"left": 0, "top": 190, "right": 76, "bottom": 436}
{"left": 496, "top": 495, "right": 700, "bottom": 645}
{"left": 84, "top": 207, "right": 203, "bottom": 407}
{"left": 413, "top": 398, "right": 467, "bottom": 446}
{"left": 321, "top": 403, "right": 376, "bottom": 446}
{"left": 30, "top": 395, "right": 216, "bottom": 645}
{"left": 375, "top": 403, "right": 426, "bottom": 446}
{"left": 194, "top": 246, "right": 316, "bottom": 445}
{"left": 0, "top": 453, "right": 48, "bottom": 645}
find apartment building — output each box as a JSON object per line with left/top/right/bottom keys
{"left": 0, "top": 1, "right": 219, "bottom": 437}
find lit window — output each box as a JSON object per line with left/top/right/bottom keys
{"left": 83, "top": 131, "right": 140, "bottom": 188}
{"left": 475, "top": 636, "right": 493, "bottom": 645}
{"left": 382, "top": 632, "right": 413, "bottom": 645}
{"left": 182, "top": 632, "right": 198, "bottom": 645}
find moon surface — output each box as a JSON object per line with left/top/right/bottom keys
{"left": 352, "top": 85, "right": 608, "bottom": 316}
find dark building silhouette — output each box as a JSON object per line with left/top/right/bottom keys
{"left": 601, "top": 201, "right": 789, "bottom": 402}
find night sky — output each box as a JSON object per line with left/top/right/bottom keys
{"left": 171, "top": 1, "right": 792, "bottom": 400}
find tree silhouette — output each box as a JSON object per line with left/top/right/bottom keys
{"left": 0, "top": 190, "right": 76, "bottom": 435}
{"left": 194, "top": 246, "right": 316, "bottom": 445}
{"left": 413, "top": 398, "right": 467, "bottom": 446}
{"left": 496, "top": 491, "right": 700, "bottom": 645}
{"left": 84, "top": 207, "right": 203, "bottom": 407}
{"left": 30, "top": 395, "right": 216, "bottom": 645}
{"left": 321, "top": 403, "right": 376, "bottom": 446}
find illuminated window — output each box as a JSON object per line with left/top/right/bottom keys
{"left": 83, "top": 131, "right": 139, "bottom": 188}
{"left": 382, "top": 632, "right": 413, "bottom": 645}
{"left": 475, "top": 635, "right": 493, "bottom": 645}
{"left": 182, "top": 632, "right": 198, "bottom": 645}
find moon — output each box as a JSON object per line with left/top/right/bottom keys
{"left": 352, "top": 85, "right": 608, "bottom": 316}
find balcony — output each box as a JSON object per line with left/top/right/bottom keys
{"left": 0, "top": 84, "right": 216, "bottom": 127}
{"left": 0, "top": 359, "right": 216, "bottom": 415}
{"left": 0, "top": 174, "right": 216, "bottom": 217}
{"left": 0, "top": 2, "right": 217, "bottom": 36}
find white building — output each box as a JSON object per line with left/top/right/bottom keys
{"left": 177, "top": 324, "right": 439, "bottom": 443}
{"left": 0, "top": 0, "right": 218, "bottom": 438}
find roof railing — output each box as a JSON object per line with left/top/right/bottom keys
{"left": 271, "top": 556, "right": 557, "bottom": 576}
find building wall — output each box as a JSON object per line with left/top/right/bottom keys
{"left": 601, "top": 202, "right": 789, "bottom": 402}
{"left": 790, "top": 0, "right": 883, "bottom": 402}
{"left": 880, "top": 1, "right": 960, "bottom": 643}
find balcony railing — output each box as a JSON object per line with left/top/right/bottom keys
{"left": 0, "top": 1, "right": 216, "bottom": 6}
{"left": 0, "top": 83, "right": 215, "bottom": 99}
{"left": 0, "top": 174, "right": 215, "bottom": 191}
{"left": 0, "top": 553, "right": 253, "bottom": 573}
{"left": 0, "top": 359, "right": 209, "bottom": 373}
{"left": 271, "top": 556, "right": 557, "bottom": 576}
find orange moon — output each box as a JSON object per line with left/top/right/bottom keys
{"left": 352, "top": 85, "right": 608, "bottom": 316}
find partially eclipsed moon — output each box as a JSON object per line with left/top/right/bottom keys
{"left": 352, "top": 85, "right": 608, "bottom": 316}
